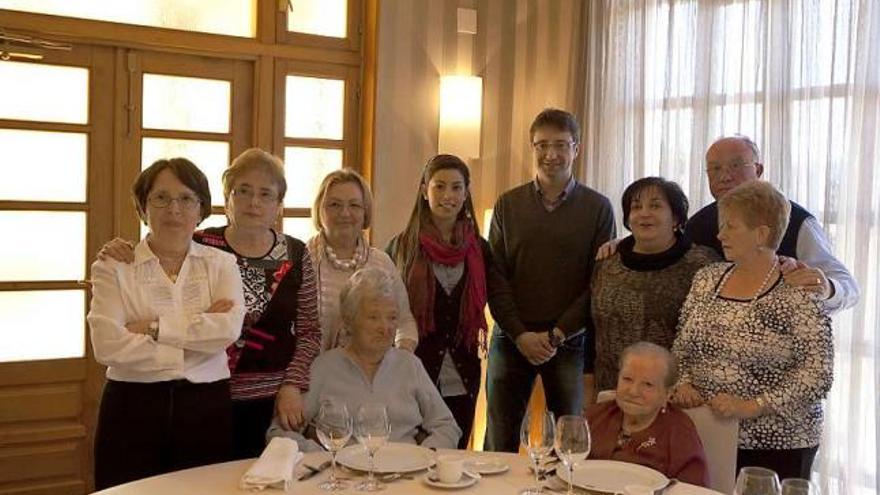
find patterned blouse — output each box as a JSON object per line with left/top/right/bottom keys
{"left": 194, "top": 227, "right": 321, "bottom": 401}
{"left": 672, "top": 263, "right": 833, "bottom": 450}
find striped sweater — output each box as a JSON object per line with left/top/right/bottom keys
{"left": 194, "top": 227, "right": 321, "bottom": 401}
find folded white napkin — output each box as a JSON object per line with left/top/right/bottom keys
{"left": 240, "top": 437, "right": 304, "bottom": 491}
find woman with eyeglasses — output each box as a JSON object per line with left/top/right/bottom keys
{"left": 306, "top": 169, "right": 419, "bottom": 352}
{"left": 96, "top": 149, "right": 322, "bottom": 460}
{"left": 89, "top": 158, "right": 245, "bottom": 488}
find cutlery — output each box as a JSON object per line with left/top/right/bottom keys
{"left": 298, "top": 460, "right": 332, "bottom": 481}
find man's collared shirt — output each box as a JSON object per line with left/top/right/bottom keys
{"left": 533, "top": 175, "right": 577, "bottom": 212}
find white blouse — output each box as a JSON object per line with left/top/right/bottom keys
{"left": 88, "top": 240, "right": 245, "bottom": 383}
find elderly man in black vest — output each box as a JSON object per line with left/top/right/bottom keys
{"left": 685, "top": 135, "right": 859, "bottom": 313}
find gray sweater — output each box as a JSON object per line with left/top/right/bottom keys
{"left": 488, "top": 181, "right": 615, "bottom": 339}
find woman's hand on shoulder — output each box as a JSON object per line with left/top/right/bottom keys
{"left": 671, "top": 382, "right": 705, "bottom": 408}
{"left": 396, "top": 338, "right": 417, "bottom": 352}
{"left": 97, "top": 237, "right": 135, "bottom": 263}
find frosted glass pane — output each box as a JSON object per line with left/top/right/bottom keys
{"left": 0, "top": 212, "right": 86, "bottom": 281}
{"left": 283, "top": 217, "right": 317, "bottom": 242}
{"left": 0, "top": 129, "right": 87, "bottom": 202}
{"left": 0, "top": 0, "right": 256, "bottom": 38}
{"left": 285, "top": 76, "right": 344, "bottom": 139}
{"left": 283, "top": 147, "right": 343, "bottom": 208}
{"left": 141, "top": 138, "right": 229, "bottom": 206}
{"left": 143, "top": 74, "right": 230, "bottom": 133}
{"left": 288, "top": 0, "right": 347, "bottom": 38}
{"left": 0, "top": 61, "right": 88, "bottom": 124}
{"left": 0, "top": 290, "right": 85, "bottom": 362}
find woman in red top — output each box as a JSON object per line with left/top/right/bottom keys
{"left": 585, "top": 342, "right": 709, "bottom": 487}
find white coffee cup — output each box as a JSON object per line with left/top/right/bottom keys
{"left": 435, "top": 454, "right": 464, "bottom": 483}
{"left": 624, "top": 484, "right": 654, "bottom": 495}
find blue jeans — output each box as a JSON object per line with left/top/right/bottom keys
{"left": 483, "top": 326, "right": 585, "bottom": 452}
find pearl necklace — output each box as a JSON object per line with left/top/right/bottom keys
{"left": 324, "top": 242, "right": 365, "bottom": 271}
{"left": 715, "top": 256, "right": 778, "bottom": 305}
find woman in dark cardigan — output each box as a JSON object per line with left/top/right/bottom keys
{"left": 387, "top": 154, "right": 494, "bottom": 448}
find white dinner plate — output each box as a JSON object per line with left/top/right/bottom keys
{"left": 464, "top": 457, "right": 509, "bottom": 475}
{"left": 336, "top": 442, "right": 435, "bottom": 474}
{"left": 422, "top": 472, "right": 478, "bottom": 489}
{"left": 556, "top": 460, "right": 669, "bottom": 493}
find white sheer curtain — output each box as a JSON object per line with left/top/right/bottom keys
{"left": 579, "top": 1, "right": 879, "bottom": 493}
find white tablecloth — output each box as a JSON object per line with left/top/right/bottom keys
{"left": 93, "top": 450, "right": 723, "bottom": 495}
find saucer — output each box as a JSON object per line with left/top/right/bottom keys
{"left": 464, "top": 457, "right": 510, "bottom": 475}
{"left": 422, "top": 472, "right": 478, "bottom": 489}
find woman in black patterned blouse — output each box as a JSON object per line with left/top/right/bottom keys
{"left": 672, "top": 180, "right": 833, "bottom": 479}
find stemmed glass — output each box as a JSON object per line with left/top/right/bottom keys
{"left": 736, "top": 466, "right": 781, "bottom": 495}
{"left": 520, "top": 408, "right": 556, "bottom": 495}
{"left": 781, "top": 478, "right": 819, "bottom": 495}
{"left": 555, "top": 415, "right": 591, "bottom": 495}
{"left": 354, "top": 402, "right": 391, "bottom": 492}
{"left": 316, "top": 400, "right": 353, "bottom": 491}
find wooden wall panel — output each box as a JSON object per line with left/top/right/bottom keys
{"left": 0, "top": 386, "right": 80, "bottom": 424}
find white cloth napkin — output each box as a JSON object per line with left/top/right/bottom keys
{"left": 240, "top": 437, "right": 304, "bottom": 491}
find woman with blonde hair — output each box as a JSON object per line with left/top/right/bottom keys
{"left": 307, "top": 169, "right": 418, "bottom": 352}
{"left": 672, "top": 180, "right": 833, "bottom": 479}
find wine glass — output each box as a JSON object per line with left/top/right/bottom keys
{"left": 736, "top": 466, "right": 781, "bottom": 495}
{"left": 519, "top": 408, "right": 556, "bottom": 495}
{"left": 555, "top": 415, "right": 591, "bottom": 495}
{"left": 316, "top": 400, "right": 353, "bottom": 491}
{"left": 781, "top": 478, "right": 819, "bottom": 495}
{"left": 354, "top": 402, "right": 390, "bottom": 492}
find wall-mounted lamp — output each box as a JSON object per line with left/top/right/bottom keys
{"left": 438, "top": 75, "right": 483, "bottom": 159}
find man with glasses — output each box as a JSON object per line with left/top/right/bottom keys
{"left": 686, "top": 135, "right": 859, "bottom": 312}
{"left": 484, "top": 108, "right": 615, "bottom": 452}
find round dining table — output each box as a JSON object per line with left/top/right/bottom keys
{"left": 93, "top": 449, "right": 723, "bottom": 495}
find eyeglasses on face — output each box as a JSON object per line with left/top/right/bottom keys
{"left": 230, "top": 186, "right": 280, "bottom": 203}
{"left": 706, "top": 160, "right": 755, "bottom": 176}
{"left": 147, "top": 193, "right": 201, "bottom": 210}
{"left": 532, "top": 140, "right": 575, "bottom": 154}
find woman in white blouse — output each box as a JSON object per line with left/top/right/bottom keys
{"left": 88, "top": 158, "right": 245, "bottom": 489}
{"left": 306, "top": 169, "right": 418, "bottom": 352}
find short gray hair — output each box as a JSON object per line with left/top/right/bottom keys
{"left": 619, "top": 342, "right": 679, "bottom": 388}
{"left": 715, "top": 134, "right": 762, "bottom": 163}
{"left": 339, "top": 267, "right": 396, "bottom": 326}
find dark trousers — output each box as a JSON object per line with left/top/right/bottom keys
{"left": 231, "top": 396, "right": 275, "bottom": 460}
{"left": 484, "top": 327, "right": 585, "bottom": 452}
{"left": 737, "top": 446, "right": 819, "bottom": 480}
{"left": 94, "top": 379, "right": 233, "bottom": 490}
{"left": 443, "top": 394, "right": 477, "bottom": 449}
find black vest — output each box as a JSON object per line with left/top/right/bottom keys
{"left": 684, "top": 200, "right": 813, "bottom": 258}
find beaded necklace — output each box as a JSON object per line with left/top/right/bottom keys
{"left": 324, "top": 237, "right": 366, "bottom": 271}
{"left": 715, "top": 256, "right": 778, "bottom": 305}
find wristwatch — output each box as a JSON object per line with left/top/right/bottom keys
{"left": 548, "top": 328, "right": 565, "bottom": 348}
{"left": 147, "top": 321, "right": 159, "bottom": 341}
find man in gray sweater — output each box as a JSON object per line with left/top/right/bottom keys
{"left": 484, "top": 108, "right": 615, "bottom": 452}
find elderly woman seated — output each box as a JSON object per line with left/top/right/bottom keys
{"left": 269, "top": 267, "right": 461, "bottom": 449}
{"left": 585, "top": 342, "right": 709, "bottom": 487}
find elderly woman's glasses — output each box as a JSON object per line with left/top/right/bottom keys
{"left": 148, "top": 193, "right": 200, "bottom": 210}
{"left": 231, "top": 186, "right": 279, "bottom": 203}
{"left": 706, "top": 160, "right": 755, "bottom": 177}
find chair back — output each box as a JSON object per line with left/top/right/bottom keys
{"left": 594, "top": 390, "right": 738, "bottom": 494}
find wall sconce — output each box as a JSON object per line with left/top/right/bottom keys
{"left": 439, "top": 75, "right": 483, "bottom": 159}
